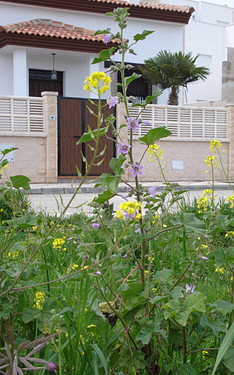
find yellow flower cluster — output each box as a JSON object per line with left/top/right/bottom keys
{"left": 8, "top": 250, "right": 19, "bottom": 258}
{"left": 83, "top": 72, "right": 111, "bottom": 95}
{"left": 0, "top": 164, "right": 9, "bottom": 174}
{"left": 34, "top": 291, "right": 46, "bottom": 310}
{"left": 116, "top": 201, "right": 142, "bottom": 221}
{"left": 225, "top": 231, "right": 234, "bottom": 238}
{"left": 204, "top": 155, "right": 217, "bottom": 168}
{"left": 147, "top": 144, "right": 163, "bottom": 163}
{"left": 210, "top": 139, "right": 222, "bottom": 152}
{"left": 226, "top": 195, "right": 234, "bottom": 208}
{"left": 52, "top": 238, "right": 65, "bottom": 250}
{"left": 197, "top": 189, "right": 213, "bottom": 213}
{"left": 215, "top": 267, "right": 225, "bottom": 274}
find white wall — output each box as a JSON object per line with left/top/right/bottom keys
{"left": 0, "top": 2, "right": 184, "bottom": 103}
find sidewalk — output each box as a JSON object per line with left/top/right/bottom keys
{"left": 24, "top": 180, "right": 233, "bottom": 195}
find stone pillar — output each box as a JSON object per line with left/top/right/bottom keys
{"left": 42, "top": 91, "right": 58, "bottom": 183}
{"left": 116, "top": 103, "right": 129, "bottom": 180}
{"left": 13, "top": 49, "right": 27, "bottom": 96}
{"left": 226, "top": 105, "right": 234, "bottom": 181}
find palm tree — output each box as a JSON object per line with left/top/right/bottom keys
{"left": 141, "top": 51, "right": 209, "bottom": 105}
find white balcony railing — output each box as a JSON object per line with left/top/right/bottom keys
{"left": 0, "top": 96, "right": 44, "bottom": 133}
{"left": 128, "top": 104, "right": 228, "bottom": 140}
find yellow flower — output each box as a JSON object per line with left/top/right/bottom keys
{"left": 34, "top": 291, "right": 46, "bottom": 310}
{"left": 210, "top": 139, "right": 222, "bottom": 152}
{"left": 83, "top": 72, "right": 111, "bottom": 96}
{"left": 202, "top": 350, "right": 208, "bottom": 357}
{"left": 71, "top": 264, "right": 79, "bottom": 271}
{"left": 147, "top": 144, "right": 163, "bottom": 162}
{"left": 52, "top": 238, "right": 65, "bottom": 250}
{"left": 204, "top": 155, "right": 217, "bottom": 168}
{"left": 116, "top": 201, "right": 142, "bottom": 221}
{"left": 226, "top": 195, "right": 234, "bottom": 208}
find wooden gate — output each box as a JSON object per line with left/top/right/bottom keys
{"left": 58, "top": 97, "right": 116, "bottom": 176}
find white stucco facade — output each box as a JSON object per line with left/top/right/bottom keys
{"left": 158, "top": 0, "right": 234, "bottom": 104}
{"left": 0, "top": 1, "right": 184, "bottom": 103}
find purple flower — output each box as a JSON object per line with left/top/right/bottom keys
{"left": 141, "top": 120, "right": 151, "bottom": 126}
{"left": 185, "top": 284, "right": 195, "bottom": 294}
{"left": 103, "top": 33, "right": 112, "bottom": 44}
{"left": 123, "top": 254, "right": 128, "bottom": 258}
{"left": 148, "top": 186, "right": 157, "bottom": 197}
{"left": 91, "top": 220, "right": 100, "bottom": 229}
{"left": 129, "top": 162, "right": 143, "bottom": 178}
{"left": 108, "top": 96, "right": 118, "bottom": 109}
{"left": 96, "top": 271, "right": 102, "bottom": 276}
{"left": 47, "top": 362, "right": 57, "bottom": 373}
{"left": 118, "top": 141, "right": 131, "bottom": 155}
{"left": 201, "top": 256, "right": 209, "bottom": 260}
{"left": 135, "top": 225, "right": 141, "bottom": 233}
{"left": 127, "top": 117, "right": 140, "bottom": 132}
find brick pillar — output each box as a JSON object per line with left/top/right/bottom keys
{"left": 226, "top": 105, "right": 234, "bottom": 181}
{"left": 116, "top": 103, "right": 129, "bottom": 181}
{"left": 42, "top": 91, "right": 58, "bottom": 183}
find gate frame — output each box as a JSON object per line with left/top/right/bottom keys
{"left": 57, "top": 96, "right": 116, "bottom": 177}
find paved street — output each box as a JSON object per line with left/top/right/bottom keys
{"left": 27, "top": 187, "right": 233, "bottom": 216}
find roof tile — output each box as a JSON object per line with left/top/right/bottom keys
{"left": 2, "top": 18, "right": 116, "bottom": 43}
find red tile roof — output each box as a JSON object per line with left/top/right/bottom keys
{"left": 89, "top": 0, "right": 192, "bottom": 14}
{"left": 2, "top": 19, "right": 110, "bottom": 43}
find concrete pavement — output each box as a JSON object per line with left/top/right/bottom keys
{"left": 25, "top": 180, "right": 234, "bottom": 216}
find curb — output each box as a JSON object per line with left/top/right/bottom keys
{"left": 23, "top": 183, "right": 234, "bottom": 195}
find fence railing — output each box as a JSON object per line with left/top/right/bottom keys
{"left": 0, "top": 96, "right": 44, "bottom": 133}
{"left": 128, "top": 104, "right": 228, "bottom": 140}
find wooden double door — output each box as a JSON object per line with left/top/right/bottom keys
{"left": 58, "top": 97, "right": 116, "bottom": 177}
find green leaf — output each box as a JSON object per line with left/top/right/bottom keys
{"left": 223, "top": 347, "right": 234, "bottom": 372}
{"left": 155, "top": 268, "right": 172, "bottom": 281}
{"left": 180, "top": 364, "right": 197, "bottom": 375}
{"left": 22, "top": 307, "right": 39, "bottom": 323}
{"left": 211, "top": 322, "right": 234, "bottom": 375}
{"left": 92, "top": 344, "right": 109, "bottom": 375}
{"left": 77, "top": 127, "right": 109, "bottom": 144}
{"left": 10, "top": 213, "right": 38, "bottom": 228}
{"left": 136, "top": 327, "right": 152, "bottom": 345}
{"left": 109, "top": 155, "right": 126, "bottom": 175}
{"left": 92, "top": 47, "right": 117, "bottom": 64}
{"left": 139, "top": 127, "right": 171, "bottom": 145}
{"left": 133, "top": 30, "right": 154, "bottom": 42}
{"left": 176, "top": 292, "right": 206, "bottom": 326}
{"left": 131, "top": 90, "right": 161, "bottom": 107}
{"left": 93, "top": 190, "right": 116, "bottom": 204}
{"left": 0, "top": 147, "right": 18, "bottom": 156}
{"left": 94, "top": 28, "right": 111, "bottom": 36}
{"left": 95, "top": 174, "right": 120, "bottom": 193}
{"left": 125, "top": 73, "right": 141, "bottom": 86}
{"left": 10, "top": 175, "right": 31, "bottom": 190}
{"left": 214, "top": 300, "right": 234, "bottom": 313}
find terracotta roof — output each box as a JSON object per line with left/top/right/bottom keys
{"left": 1, "top": 19, "right": 110, "bottom": 43}
{"left": 88, "top": 0, "right": 192, "bottom": 14}
{"left": 0, "top": 1, "right": 194, "bottom": 24}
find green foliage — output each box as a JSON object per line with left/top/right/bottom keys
{"left": 141, "top": 50, "right": 210, "bottom": 105}
{"left": 0, "top": 185, "right": 29, "bottom": 221}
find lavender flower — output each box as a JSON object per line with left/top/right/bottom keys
{"left": 96, "top": 271, "right": 102, "bottom": 276}
{"left": 103, "top": 33, "right": 112, "bottom": 44}
{"left": 108, "top": 96, "right": 118, "bottom": 108}
{"left": 118, "top": 141, "right": 131, "bottom": 155}
{"left": 148, "top": 186, "right": 157, "bottom": 196}
{"left": 201, "top": 256, "right": 209, "bottom": 260}
{"left": 185, "top": 284, "right": 195, "bottom": 294}
{"left": 130, "top": 162, "right": 143, "bottom": 178}
{"left": 127, "top": 117, "right": 140, "bottom": 132}
{"left": 91, "top": 220, "right": 100, "bottom": 229}
{"left": 47, "top": 362, "right": 57, "bottom": 373}
{"left": 141, "top": 120, "right": 151, "bottom": 126}
{"left": 123, "top": 254, "right": 128, "bottom": 258}
{"left": 135, "top": 225, "right": 141, "bottom": 233}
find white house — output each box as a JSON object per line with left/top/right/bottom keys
{"left": 0, "top": 0, "right": 193, "bottom": 104}
{"left": 159, "top": 0, "right": 234, "bottom": 104}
